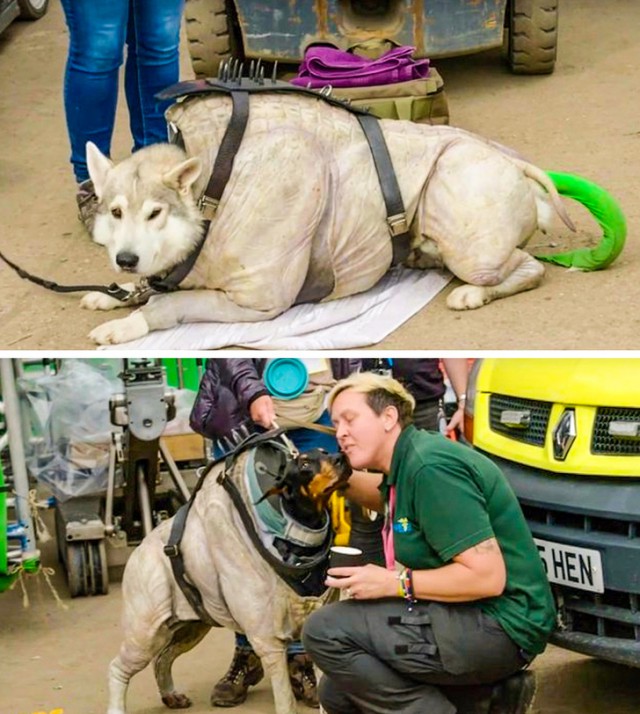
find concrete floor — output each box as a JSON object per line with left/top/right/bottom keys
{"left": 2, "top": 509, "right": 639, "bottom": 714}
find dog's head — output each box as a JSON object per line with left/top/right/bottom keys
{"left": 86, "top": 142, "right": 204, "bottom": 276}
{"left": 258, "top": 448, "right": 351, "bottom": 524}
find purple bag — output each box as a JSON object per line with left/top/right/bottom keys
{"left": 291, "top": 45, "right": 430, "bottom": 89}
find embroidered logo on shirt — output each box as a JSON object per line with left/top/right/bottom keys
{"left": 394, "top": 517, "right": 413, "bottom": 533}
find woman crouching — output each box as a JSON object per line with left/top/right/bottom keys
{"left": 302, "top": 372, "right": 555, "bottom": 714}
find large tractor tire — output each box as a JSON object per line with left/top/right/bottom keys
{"left": 17, "top": 0, "right": 49, "bottom": 20}
{"left": 184, "top": 0, "right": 241, "bottom": 79}
{"left": 507, "top": 0, "right": 558, "bottom": 75}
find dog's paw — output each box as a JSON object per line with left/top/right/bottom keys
{"left": 89, "top": 312, "right": 149, "bottom": 345}
{"left": 446, "top": 285, "right": 492, "bottom": 310}
{"left": 81, "top": 284, "right": 134, "bottom": 312}
{"left": 161, "top": 691, "right": 192, "bottom": 709}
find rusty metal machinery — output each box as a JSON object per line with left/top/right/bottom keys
{"left": 56, "top": 360, "right": 191, "bottom": 597}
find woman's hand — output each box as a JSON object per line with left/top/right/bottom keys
{"left": 249, "top": 394, "right": 276, "bottom": 429}
{"left": 326, "top": 564, "right": 397, "bottom": 600}
{"left": 446, "top": 405, "right": 464, "bottom": 436}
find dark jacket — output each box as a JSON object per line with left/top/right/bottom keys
{"left": 190, "top": 358, "right": 359, "bottom": 441}
{"left": 362, "top": 358, "right": 445, "bottom": 404}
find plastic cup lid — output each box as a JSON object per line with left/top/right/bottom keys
{"left": 264, "top": 359, "right": 309, "bottom": 400}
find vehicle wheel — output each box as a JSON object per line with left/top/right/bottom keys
{"left": 184, "top": 0, "right": 242, "bottom": 79}
{"left": 65, "top": 540, "right": 109, "bottom": 597}
{"left": 507, "top": 0, "right": 558, "bottom": 75}
{"left": 17, "top": 0, "right": 49, "bottom": 20}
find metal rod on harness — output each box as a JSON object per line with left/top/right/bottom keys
{"left": 271, "top": 420, "right": 299, "bottom": 457}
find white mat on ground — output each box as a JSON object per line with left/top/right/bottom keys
{"left": 101, "top": 267, "right": 452, "bottom": 351}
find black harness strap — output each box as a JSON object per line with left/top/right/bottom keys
{"left": 356, "top": 114, "right": 412, "bottom": 264}
{"left": 147, "top": 224, "right": 209, "bottom": 294}
{"left": 164, "top": 503, "right": 218, "bottom": 625}
{"left": 199, "top": 90, "right": 250, "bottom": 220}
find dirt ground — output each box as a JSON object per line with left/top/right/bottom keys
{"left": 1, "top": 506, "right": 639, "bottom": 714}
{"left": 0, "top": 0, "right": 639, "bottom": 350}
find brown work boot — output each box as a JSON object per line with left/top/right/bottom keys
{"left": 489, "top": 670, "right": 537, "bottom": 714}
{"left": 210, "top": 647, "right": 264, "bottom": 707}
{"left": 76, "top": 178, "right": 98, "bottom": 235}
{"left": 288, "top": 653, "right": 319, "bottom": 708}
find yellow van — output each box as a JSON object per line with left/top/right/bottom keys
{"left": 464, "top": 358, "right": 640, "bottom": 667}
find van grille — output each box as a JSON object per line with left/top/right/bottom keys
{"left": 555, "top": 588, "right": 640, "bottom": 642}
{"left": 520, "top": 503, "right": 640, "bottom": 641}
{"left": 592, "top": 407, "right": 640, "bottom": 456}
{"left": 489, "top": 394, "right": 552, "bottom": 446}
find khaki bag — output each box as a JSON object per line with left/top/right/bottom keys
{"left": 273, "top": 385, "right": 330, "bottom": 429}
{"left": 331, "top": 69, "right": 449, "bottom": 125}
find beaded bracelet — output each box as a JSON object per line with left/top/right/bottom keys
{"left": 397, "top": 568, "right": 416, "bottom": 603}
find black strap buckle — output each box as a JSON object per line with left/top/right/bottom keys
{"left": 163, "top": 543, "right": 179, "bottom": 558}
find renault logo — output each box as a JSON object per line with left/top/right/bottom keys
{"left": 553, "top": 409, "right": 577, "bottom": 460}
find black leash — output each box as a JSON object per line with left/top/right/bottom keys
{"left": 0, "top": 247, "right": 132, "bottom": 301}
{"left": 0, "top": 219, "right": 209, "bottom": 303}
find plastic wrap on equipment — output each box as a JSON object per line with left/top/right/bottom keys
{"left": 19, "top": 360, "right": 122, "bottom": 502}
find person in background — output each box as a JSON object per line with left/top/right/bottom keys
{"left": 303, "top": 372, "right": 555, "bottom": 714}
{"left": 190, "top": 357, "right": 360, "bottom": 709}
{"left": 60, "top": 0, "right": 184, "bottom": 232}
{"left": 352, "top": 358, "right": 470, "bottom": 566}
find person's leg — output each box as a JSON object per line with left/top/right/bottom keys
{"left": 304, "top": 599, "right": 529, "bottom": 714}
{"left": 286, "top": 640, "right": 319, "bottom": 708}
{"left": 411, "top": 399, "right": 441, "bottom": 431}
{"left": 348, "top": 504, "right": 385, "bottom": 567}
{"left": 210, "top": 632, "right": 264, "bottom": 707}
{"left": 125, "top": 0, "right": 183, "bottom": 152}
{"left": 317, "top": 676, "right": 361, "bottom": 714}
{"left": 60, "top": 0, "right": 128, "bottom": 183}
{"left": 303, "top": 600, "right": 455, "bottom": 714}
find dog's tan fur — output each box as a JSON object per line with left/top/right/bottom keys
{"left": 107, "top": 450, "right": 347, "bottom": 714}
{"left": 82, "top": 93, "right": 574, "bottom": 344}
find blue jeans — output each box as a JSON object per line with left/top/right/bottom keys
{"left": 60, "top": 0, "right": 183, "bottom": 182}
{"left": 236, "top": 633, "right": 305, "bottom": 657}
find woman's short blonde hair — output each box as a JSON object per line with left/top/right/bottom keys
{"left": 328, "top": 372, "right": 416, "bottom": 428}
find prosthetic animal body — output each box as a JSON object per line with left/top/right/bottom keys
{"left": 83, "top": 79, "right": 575, "bottom": 345}
{"left": 107, "top": 440, "right": 350, "bottom": 714}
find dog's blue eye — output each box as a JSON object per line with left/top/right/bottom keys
{"left": 111, "top": 207, "right": 122, "bottom": 219}
{"left": 148, "top": 208, "right": 162, "bottom": 220}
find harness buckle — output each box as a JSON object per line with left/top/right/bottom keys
{"left": 387, "top": 213, "right": 409, "bottom": 237}
{"left": 198, "top": 194, "right": 220, "bottom": 220}
{"left": 163, "top": 543, "right": 180, "bottom": 558}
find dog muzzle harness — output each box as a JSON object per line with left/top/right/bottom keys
{"left": 163, "top": 428, "right": 339, "bottom": 624}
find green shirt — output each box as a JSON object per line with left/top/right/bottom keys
{"left": 381, "top": 425, "right": 555, "bottom": 655}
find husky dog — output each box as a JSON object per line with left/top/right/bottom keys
{"left": 82, "top": 91, "right": 575, "bottom": 344}
{"left": 107, "top": 445, "right": 351, "bottom": 714}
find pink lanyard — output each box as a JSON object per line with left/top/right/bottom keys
{"left": 382, "top": 485, "right": 396, "bottom": 570}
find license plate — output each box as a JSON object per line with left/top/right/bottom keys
{"left": 534, "top": 538, "right": 605, "bottom": 593}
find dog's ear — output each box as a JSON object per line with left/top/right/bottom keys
{"left": 163, "top": 157, "right": 202, "bottom": 197}
{"left": 86, "top": 141, "right": 113, "bottom": 200}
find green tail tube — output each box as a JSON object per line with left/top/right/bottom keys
{"left": 536, "top": 171, "right": 627, "bottom": 270}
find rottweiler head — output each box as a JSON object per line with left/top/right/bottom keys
{"left": 288, "top": 449, "right": 352, "bottom": 512}
{"left": 258, "top": 448, "right": 352, "bottom": 526}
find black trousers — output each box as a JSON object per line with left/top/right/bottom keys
{"left": 302, "top": 598, "right": 528, "bottom": 714}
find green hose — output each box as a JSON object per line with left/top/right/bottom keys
{"left": 535, "top": 171, "right": 627, "bottom": 270}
